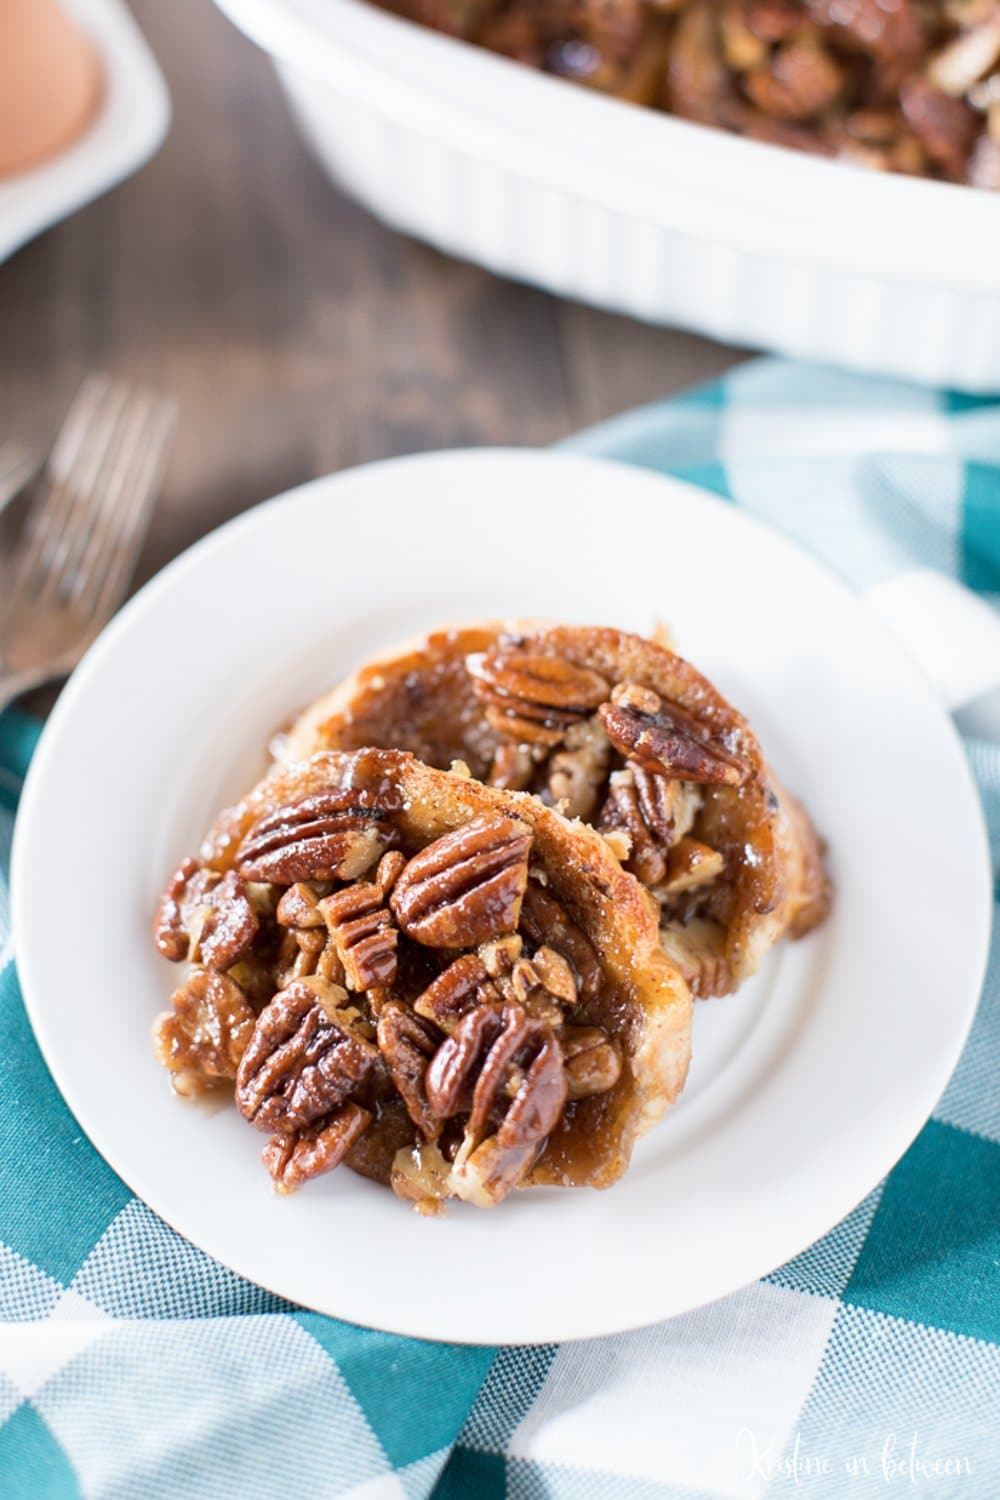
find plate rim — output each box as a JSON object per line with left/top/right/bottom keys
{"left": 10, "top": 447, "right": 993, "bottom": 1343}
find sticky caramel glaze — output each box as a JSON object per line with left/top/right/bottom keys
{"left": 345, "top": 1096, "right": 415, "bottom": 1186}
{"left": 200, "top": 748, "right": 692, "bottom": 1191}
{"left": 280, "top": 623, "right": 831, "bottom": 992}
{"left": 285, "top": 627, "right": 506, "bottom": 778}
{"left": 532, "top": 978, "right": 641, "bottom": 1188}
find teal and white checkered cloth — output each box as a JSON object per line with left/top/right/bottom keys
{"left": 2, "top": 358, "right": 998, "bottom": 1499}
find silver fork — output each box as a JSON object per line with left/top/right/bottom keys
{"left": 0, "top": 376, "right": 176, "bottom": 713}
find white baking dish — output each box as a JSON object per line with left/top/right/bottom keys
{"left": 0, "top": 0, "right": 169, "bottom": 267}
{"left": 215, "top": 0, "right": 1000, "bottom": 391}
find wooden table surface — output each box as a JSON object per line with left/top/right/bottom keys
{"left": 0, "top": 0, "right": 743, "bottom": 599}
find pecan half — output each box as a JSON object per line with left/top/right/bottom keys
{"left": 900, "top": 75, "right": 979, "bottom": 179}
{"left": 430, "top": 1006, "right": 561, "bottom": 1139}
{"left": 198, "top": 872, "right": 260, "bottom": 969}
{"left": 427, "top": 1005, "right": 567, "bottom": 1205}
{"left": 413, "top": 953, "right": 499, "bottom": 1032}
{"left": 154, "top": 857, "right": 205, "bottom": 960}
{"left": 263, "top": 1102, "right": 372, "bottom": 1193}
{"left": 467, "top": 647, "right": 609, "bottom": 746}
{"left": 633, "top": 765, "right": 701, "bottom": 847}
{"left": 237, "top": 791, "right": 396, "bottom": 884}
{"left": 599, "top": 683, "right": 748, "bottom": 786}
{"left": 153, "top": 969, "right": 257, "bottom": 1097}
{"left": 154, "top": 860, "right": 258, "bottom": 970}
{"left": 469, "top": 1009, "right": 557, "bottom": 1144}
{"left": 519, "top": 880, "right": 602, "bottom": 1001}
{"left": 235, "top": 978, "right": 377, "bottom": 1133}
{"left": 598, "top": 769, "right": 667, "bottom": 886}
{"left": 320, "top": 881, "right": 398, "bottom": 992}
{"left": 561, "top": 1025, "right": 623, "bottom": 1100}
{"left": 390, "top": 816, "right": 531, "bottom": 948}
{"left": 423, "top": 1005, "right": 492, "bottom": 1119}
{"left": 600, "top": 765, "right": 705, "bottom": 887}
{"left": 377, "top": 1003, "right": 441, "bottom": 1139}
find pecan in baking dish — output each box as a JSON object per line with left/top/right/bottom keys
{"left": 374, "top": 0, "right": 1000, "bottom": 189}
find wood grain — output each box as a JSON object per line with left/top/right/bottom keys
{"left": 0, "top": 0, "right": 743, "bottom": 601}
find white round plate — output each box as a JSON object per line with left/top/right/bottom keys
{"left": 11, "top": 449, "right": 991, "bottom": 1345}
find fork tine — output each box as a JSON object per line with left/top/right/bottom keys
{"left": 14, "top": 377, "right": 125, "bottom": 592}
{"left": 57, "top": 387, "right": 151, "bottom": 601}
{"left": 0, "top": 380, "right": 174, "bottom": 705}
{"left": 15, "top": 376, "right": 110, "bottom": 574}
{"left": 81, "top": 396, "right": 177, "bottom": 622}
{"left": 35, "top": 384, "right": 133, "bottom": 602}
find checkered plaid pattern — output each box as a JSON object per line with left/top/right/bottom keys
{"left": 2, "top": 358, "right": 998, "bottom": 1499}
